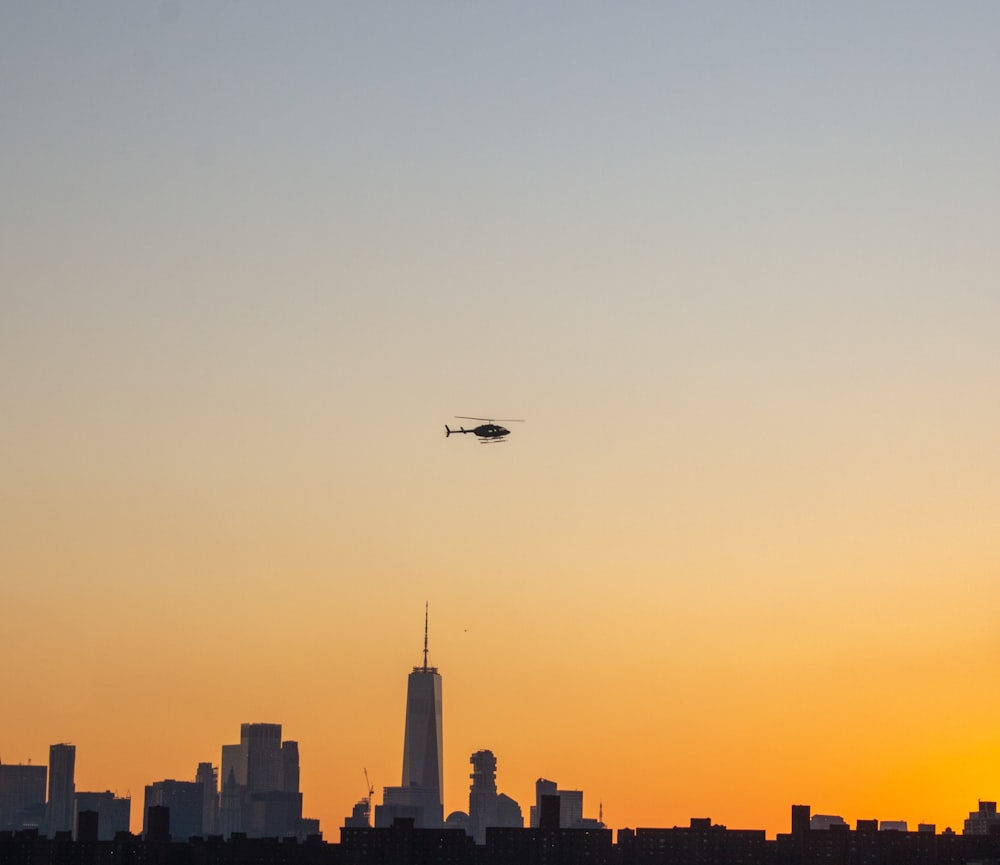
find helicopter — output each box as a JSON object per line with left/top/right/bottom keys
{"left": 445, "top": 417, "right": 524, "bottom": 443}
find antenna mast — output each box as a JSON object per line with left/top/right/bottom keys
{"left": 423, "top": 601, "right": 429, "bottom": 671}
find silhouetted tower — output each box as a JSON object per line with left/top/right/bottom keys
{"left": 469, "top": 750, "right": 498, "bottom": 844}
{"left": 540, "top": 795, "right": 561, "bottom": 829}
{"left": 218, "top": 768, "right": 243, "bottom": 837}
{"left": 792, "top": 804, "right": 811, "bottom": 837}
{"left": 241, "top": 723, "right": 283, "bottom": 794}
{"left": 0, "top": 762, "right": 47, "bottom": 831}
{"left": 281, "top": 741, "right": 300, "bottom": 794}
{"left": 195, "top": 762, "right": 218, "bottom": 836}
{"left": 76, "top": 809, "right": 99, "bottom": 844}
{"left": 146, "top": 804, "right": 170, "bottom": 842}
{"left": 376, "top": 605, "right": 444, "bottom": 829}
{"left": 401, "top": 604, "right": 443, "bottom": 808}
{"left": 46, "top": 744, "right": 75, "bottom": 836}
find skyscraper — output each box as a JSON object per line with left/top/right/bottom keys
{"left": 401, "top": 608, "right": 443, "bottom": 800}
{"left": 469, "top": 750, "right": 498, "bottom": 843}
{"left": 281, "top": 741, "right": 300, "bottom": 794}
{"left": 46, "top": 744, "right": 75, "bottom": 836}
{"left": 195, "top": 762, "right": 218, "bottom": 836}
{"left": 375, "top": 605, "right": 444, "bottom": 829}
{"left": 218, "top": 723, "right": 310, "bottom": 838}
{"left": 0, "top": 762, "right": 47, "bottom": 831}
{"left": 468, "top": 749, "right": 522, "bottom": 844}
{"left": 241, "top": 723, "right": 283, "bottom": 794}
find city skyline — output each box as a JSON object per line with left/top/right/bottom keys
{"left": 5, "top": 723, "right": 1000, "bottom": 841}
{"left": 3, "top": 612, "right": 998, "bottom": 838}
{"left": 3, "top": 1, "right": 999, "bottom": 844}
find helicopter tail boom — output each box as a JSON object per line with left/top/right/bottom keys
{"left": 445, "top": 425, "right": 471, "bottom": 437}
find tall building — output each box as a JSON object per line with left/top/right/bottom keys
{"left": 47, "top": 744, "right": 76, "bottom": 836}
{"left": 0, "top": 762, "right": 47, "bottom": 831}
{"left": 468, "top": 749, "right": 522, "bottom": 844}
{"left": 281, "top": 741, "right": 300, "bottom": 794}
{"left": 469, "top": 750, "right": 498, "bottom": 843}
{"left": 402, "top": 607, "right": 443, "bottom": 801}
{"left": 218, "top": 723, "right": 310, "bottom": 839}
{"left": 195, "top": 763, "right": 218, "bottom": 836}
{"left": 376, "top": 605, "right": 444, "bottom": 829}
{"left": 241, "top": 723, "right": 283, "bottom": 794}
{"left": 218, "top": 767, "right": 244, "bottom": 837}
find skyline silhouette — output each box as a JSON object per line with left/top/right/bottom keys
{"left": 2, "top": 610, "right": 997, "bottom": 839}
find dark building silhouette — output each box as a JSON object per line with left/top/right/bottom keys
{"left": 247, "top": 791, "right": 304, "bottom": 838}
{"left": 46, "top": 743, "right": 76, "bottom": 836}
{"left": 145, "top": 803, "right": 171, "bottom": 843}
{"left": 217, "top": 722, "right": 311, "bottom": 838}
{"left": 487, "top": 824, "right": 614, "bottom": 865}
{"left": 530, "top": 778, "right": 585, "bottom": 829}
{"left": 965, "top": 799, "right": 1000, "bottom": 834}
{"left": 467, "top": 749, "right": 522, "bottom": 844}
{"left": 791, "top": 804, "right": 810, "bottom": 837}
{"left": 344, "top": 798, "right": 372, "bottom": 828}
{"left": 0, "top": 761, "right": 47, "bottom": 831}
{"left": 342, "top": 818, "right": 471, "bottom": 865}
{"left": 195, "top": 762, "right": 218, "bottom": 836}
{"left": 622, "top": 818, "right": 768, "bottom": 865}
{"left": 76, "top": 808, "right": 99, "bottom": 844}
{"left": 539, "top": 795, "right": 561, "bottom": 830}
{"left": 74, "top": 791, "right": 130, "bottom": 840}
{"left": 218, "top": 765, "right": 244, "bottom": 837}
{"left": 377, "top": 606, "right": 444, "bottom": 829}
{"left": 244, "top": 723, "right": 284, "bottom": 794}
{"left": 144, "top": 779, "right": 204, "bottom": 840}
{"left": 282, "top": 742, "right": 300, "bottom": 794}
{"left": 468, "top": 749, "right": 498, "bottom": 839}
{"left": 6, "top": 803, "right": 1000, "bottom": 865}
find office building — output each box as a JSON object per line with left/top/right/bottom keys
{"left": 468, "top": 749, "right": 522, "bottom": 844}
{"left": 47, "top": 744, "right": 76, "bottom": 836}
{"left": 376, "top": 605, "right": 444, "bottom": 829}
{"left": 965, "top": 800, "right": 1000, "bottom": 835}
{"left": 0, "top": 761, "right": 47, "bottom": 831}
{"left": 282, "top": 741, "right": 300, "bottom": 794}
{"left": 401, "top": 608, "right": 443, "bottom": 803}
{"left": 73, "top": 791, "right": 130, "bottom": 840}
{"left": 218, "top": 723, "right": 310, "bottom": 838}
{"left": 144, "top": 779, "right": 205, "bottom": 840}
{"left": 529, "top": 778, "right": 583, "bottom": 829}
{"left": 195, "top": 762, "right": 218, "bottom": 836}
{"left": 242, "top": 723, "right": 283, "bottom": 794}
{"left": 218, "top": 766, "right": 244, "bottom": 837}
{"left": 811, "top": 814, "right": 849, "bottom": 830}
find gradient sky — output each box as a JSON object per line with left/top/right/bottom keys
{"left": 2, "top": 1, "right": 999, "bottom": 839}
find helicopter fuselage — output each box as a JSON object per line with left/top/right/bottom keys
{"left": 445, "top": 423, "right": 510, "bottom": 440}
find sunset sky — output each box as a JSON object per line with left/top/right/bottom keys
{"left": 3, "top": 1, "right": 999, "bottom": 839}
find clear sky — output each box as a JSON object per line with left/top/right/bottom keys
{"left": 2, "top": 0, "right": 999, "bottom": 838}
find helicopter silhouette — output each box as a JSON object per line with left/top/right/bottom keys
{"left": 445, "top": 417, "right": 524, "bottom": 443}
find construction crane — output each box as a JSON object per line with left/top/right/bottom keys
{"left": 364, "top": 768, "right": 374, "bottom": 825}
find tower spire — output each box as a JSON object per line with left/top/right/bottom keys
{"left": 423, "top": 601, "right": 429, "bottom": 671}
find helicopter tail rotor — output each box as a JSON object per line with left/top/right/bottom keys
{"left": 445, "top": 425, "right": 451, "bottom": 437}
